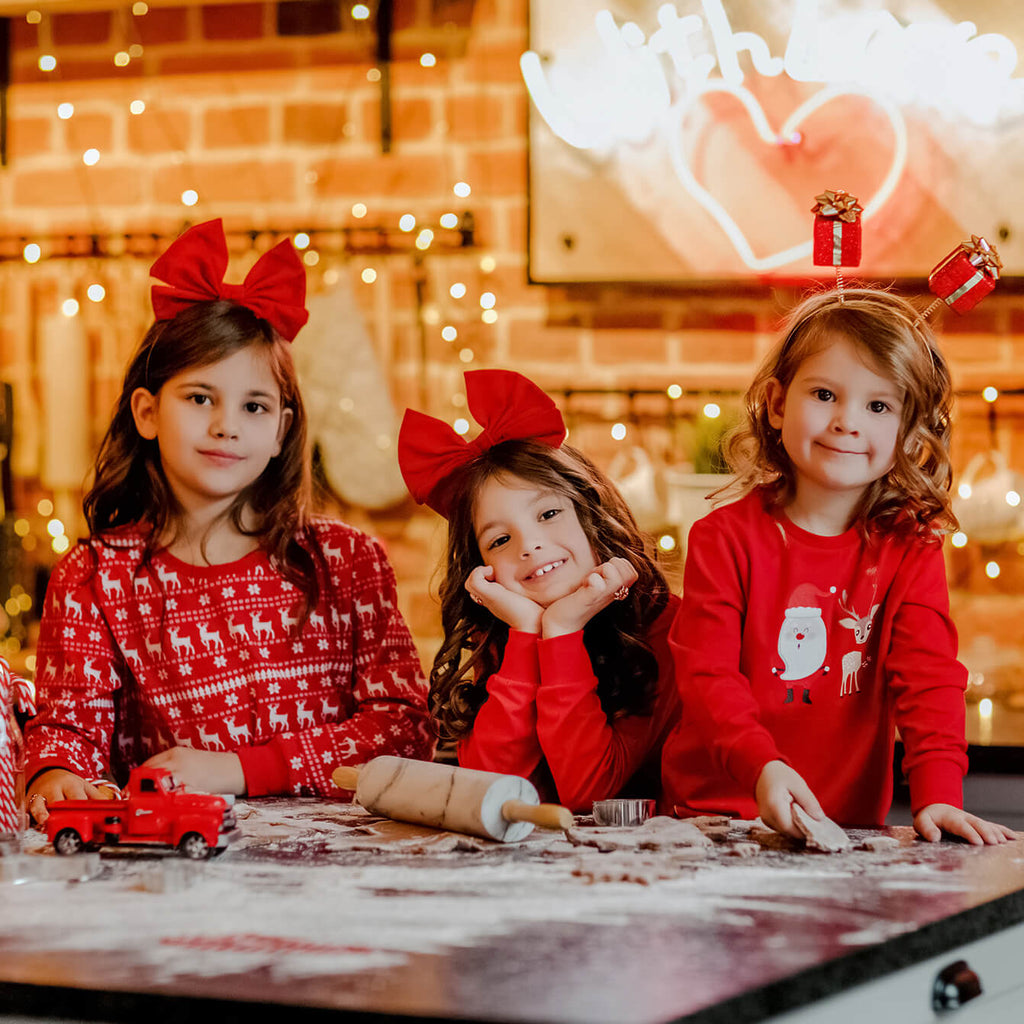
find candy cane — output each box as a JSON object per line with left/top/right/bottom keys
{"left": 0, "top": 655, "right": 33, "bottom": 833}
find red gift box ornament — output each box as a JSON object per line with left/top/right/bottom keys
{"left": 928, "top": 235, "right": 1002, "bottom": 314}
{"left": 812, "top": 189, "right": 863, "bottom": 268}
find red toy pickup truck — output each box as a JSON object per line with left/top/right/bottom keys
{"left": 45, "top": 766, "right": 237, "bottom": 859}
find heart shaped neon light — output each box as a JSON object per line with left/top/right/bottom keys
{"left": 666, "top": 84, "right": 908, "bottom": 272}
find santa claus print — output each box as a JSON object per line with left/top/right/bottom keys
{"left": 772, "top": 583, "right": 833, "bottom": 705}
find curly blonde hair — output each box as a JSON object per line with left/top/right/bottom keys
{"left": 721, "top": 287, "right": 957, "bottom": 536}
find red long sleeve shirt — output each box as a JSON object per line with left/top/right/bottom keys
{"left": 661, "top": 492, "right": 968, "bottom": 826}
{"left": 25, "top": 519, "right": 434, "bottom": 797}
{"left": 459, "top": 595, "right": 681, "bottom": 812}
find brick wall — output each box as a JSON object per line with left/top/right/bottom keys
{"left": 1, "top": 0, "right": 1022, "bottom": 689}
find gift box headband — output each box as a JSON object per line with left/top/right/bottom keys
{"left": 811, "top": 187, "right": 1002, "bottom": 318}
{"left": 150, "top": 219, "right": 309, "bottom": 342}
{"left": 397, "top": 369, "right": 567, "bottom": 518}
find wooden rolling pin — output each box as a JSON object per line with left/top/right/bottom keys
{"left": 332, "top": 755, "right": 573, "bottom": 843}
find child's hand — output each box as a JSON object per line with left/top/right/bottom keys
{"left": 754, "top": 760, "right": 826, "bottom": 838}
{"left": 26, "top": 769, "right": 118, "bottom": 826}
{"left": 541, "top": 557, "right": 639, "bottom": 639}
{"left": 142, "top": 747, "right": 246, "bottom": 796}
{"left": 913, "top": 803, "right": 1019, "bottom": 845}
{"left": 466, "top": 565, "right": 544, "bottom": 634}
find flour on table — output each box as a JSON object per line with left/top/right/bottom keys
{"left": 567, "top": 816, "right": 711, "bottom": 852}
{"left": 573, "top": 850, "right": 706, "bottom": 885}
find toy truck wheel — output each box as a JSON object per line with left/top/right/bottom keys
{"left": 178, "top": 832, "right": 211, "bottom": 860}
{"left": 53, "top": 828, "right": 84, "bottom": 856}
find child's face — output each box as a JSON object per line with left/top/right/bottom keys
{"left": 766, "top": 332, "right": 904, "bottom": 508}
{"left": 129, "top": 344, "right": 293, "bottom": 513}
{"left": 472, "top": 474, "right": 599, "bottom": 608}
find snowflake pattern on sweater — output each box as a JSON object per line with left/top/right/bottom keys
{"left": 25, "top": 519, "right": 434, "bottom": 797}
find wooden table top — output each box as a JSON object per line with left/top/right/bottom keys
{"left": 2, "top": 799, "right": 1024, "bottom": 1024}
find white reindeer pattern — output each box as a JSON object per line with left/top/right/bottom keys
{"left": 155, "top": 564, "right": 180, "bottom": 589}
{"left": 99, "top": 571, "right": 124, "bottom": 600}
{"left": 226, "top": 717, "right": 250, "bottom": 745}
{"left": 198, "top": 622, "right": 224, "bottom": 649}
{"left": 197, "top": 724, "right": 225, "bottom": 750}
{"left": 336, "top": 736, "right": 359, "bottom": 757}
{"left": 227, "top": 616, "right": 250, "bottom": 642}
{"left": 365, "top": 677, "right": 388, "bottom": 698}
{"left": 295, "top": 700, "right": 315, "bottom": 729}
{"left": 251, "top": 612, "right": 272, "bottom": 641}
{"left": 837, "top": 588, "right": 880, "bottom": 698}
{"left": 168, "top": 626, "right": 195, "bottom": 657}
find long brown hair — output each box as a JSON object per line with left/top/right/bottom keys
{"left": 722, "top": 287, "right": 957, "bottom": 536}
{"left": 429, "top": 439, "right": 670, "bottom": 742}
{"left": 83, "top": 300, "right": 322, "bottom": 612}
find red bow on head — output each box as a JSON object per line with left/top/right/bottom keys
{"left": 398, "top": 369, "right": 567, "bottom": 518}
{"left": 150, "top": 219, "right": 309, "bottom": 342}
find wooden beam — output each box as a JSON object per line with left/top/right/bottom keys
{"left": 0, "top": 17, "right": 7, "bottom": 166}
{"left": 0, "top": 0, "right": 265, "bottom": 15}
{"left": 375, "top": 0, "right": 391, "bottom": 154}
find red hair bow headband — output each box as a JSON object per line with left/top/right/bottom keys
{"left": 150, "top": 219, "right": 309, "bottom": 342}
{"left": 398, "top": 369, "right": 567, "bottom": 518}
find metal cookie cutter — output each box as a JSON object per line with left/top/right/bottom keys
{"left": 591, "top": 799, "right": 656, "bottom": 827}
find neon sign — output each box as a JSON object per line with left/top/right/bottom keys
{"left": 521, "top": 2, "right": 1021, "bottom": 272}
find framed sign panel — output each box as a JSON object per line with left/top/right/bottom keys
{"left": 524, "top": 0, "right": 1024, "bottom": 283}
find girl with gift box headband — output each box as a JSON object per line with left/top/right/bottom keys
{"left": 24, "top": 219, "right": 433, "bottom": 822}
{"left": 397, "top": 369, "right": 681, "bottom": 812}
{"left": 661, "top": 286, "right": 1016, "bottom": 845}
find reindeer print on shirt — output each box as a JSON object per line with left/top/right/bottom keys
{"left": 769, "top": 572, "right": 882, "bottom": 706}
{"left": 25, "top": 519, "right": 432, "bottom": 799}
{"left": 837, "top": 575, "right": 880, "bottom": 698}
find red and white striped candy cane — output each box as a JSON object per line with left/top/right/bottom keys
{"left": 1, "top": 655, "right": 32, "bottom": 833}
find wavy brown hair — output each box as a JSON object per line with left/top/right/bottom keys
{"left": 720, "top": 287, "right": 957, "bottom": 536}
{"left": 429, "top": 439, "right": 671, "bottom": 742}
{"left": 83, "top": 300, "right": 322, "bottom": 614}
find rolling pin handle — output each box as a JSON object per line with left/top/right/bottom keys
{"left": 501, "top": 799, "right": 574, "bottom": 831}
{"left": 331, "top": 765, "right": 362, "bottom": 791}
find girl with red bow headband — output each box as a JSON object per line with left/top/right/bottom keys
{"left": 25, "top": 220, "right": 433, "bottom": 821}
{"left": 398, "top": 369, "right": 681, "bottom": 812}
